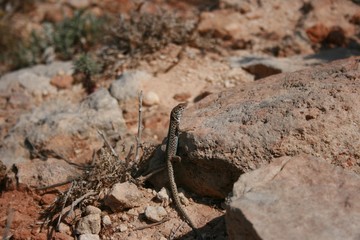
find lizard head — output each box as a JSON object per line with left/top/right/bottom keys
{"left": 171, "top": 102, "right": 188, "bottom": 122}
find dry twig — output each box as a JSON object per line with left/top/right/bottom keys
{"left": 56, "top": 182, "right": 74, "bottom": 229}
{"left": 136, "top": 165, "right": 166, "bottom": 184}
{"left": 134, "top": 217, "right": 170, "bottom": 231}
{"left": 97, "top": 129, "right": 119, "bottom": 160}
{"left": 134, "top": 91, "right": 143, "bottom": 163}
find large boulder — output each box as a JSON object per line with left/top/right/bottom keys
{"left": 148, "top": 57, "right": 360, "bottom": 198}
{"left": 226, "top": 155, "right": 360, "bottom": 240}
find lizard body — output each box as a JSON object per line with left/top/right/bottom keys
{"left": 165, "top": 103, "right": 202, "bottom": 239}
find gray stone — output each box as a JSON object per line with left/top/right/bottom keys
{"left": 76, "top": 213, "right": 101, "bottom": 234}
{"left": 17, "top": 72, "right": 57, "bottom": 96}
{"left": 102, "top": 215, "right": 112, "bottom": 226}
{"left": 143, "top": 91, "right": 160, "bottom": 106}
{"left": 147, "top": 57, "right": 360, "bottom": 198}
{"left": 156, "top": 187, "right": 170, "bottom": 206}
{"left": 0, "top": 61, "right": 73, "bottom": 91}
{"left": 230, "top": 48, "right": 360, "bottom": 80}
{"left": 104, "top": 182, "right": 143, "bottom": 212}
{"left": 15, "top": 158, "right": 81, "bottom": 188}
{"left": 78, "top": 234, "right": 100, "bottom": 240}
{"left": 66, "top": 0, "right": 91, "bottom": 9}
{"left": 109, "top": 71, "right": 151, "bottom": 102}
{"left": 85, "top": 205, "right": 101, "bottom": 215}
{"left": 226, "top": 155, "right": 360, "bottom": 240}
{"left": 0, "top": 88, "right": 126, "bottom": 188}
{"left": 144, "top": 206, "right": 167, "bottom": 222}
{"left": 58, "top": 222, "right": 71, "bottom": 235}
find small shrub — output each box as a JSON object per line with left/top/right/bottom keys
{"left": 53, "top": 11, "right": 107, "bottom": 59}
{"left": 111, "top": 10, "right": 199, "bottom": 55}
{"left": 73, "top": 53, "right": 102, "bottom": 93}
{"left": 0, "top": 10, "right": 107, "bottom": 72}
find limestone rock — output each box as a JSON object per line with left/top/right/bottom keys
{"left": 0, "top": 61, "right": 73, "bottom": 92}
{"left": 143, "top": 91, "right": 160, "bottom": 106}
{"left": 78, "top": 234, "right": 100, "bottom": 240}
{"left": 226, "top": 155, "right": 360, "bottom": 240}
{"left": 109, "top": 71, "right": 151, "bottom": 102}
{"left": 148, "top": 57, "right": 360, "bottom": 198}
{"left": 0, "top": 88, "right": 126, "bottom": 188}
{"left": 85, "top": 205, "right": 101, "bottom": 215}
{"left": 15, "top": 158, "right": 80, "bottom": 188}
{"left": 102, "top": 215, "right": 112, "bottom": 226}
{"left": 104, "top": 182, "right": 143, "bottom": 212}
{"left": 144, "top": 206, "right": 167, "bottom": 222}
{"left": 76, "top": 213, "right": 101, "bottom": 235}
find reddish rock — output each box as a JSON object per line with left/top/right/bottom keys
{"left": 50, "top": 75, "right": 74, "bottom": 89}
{"left": 43, "top": 4, "right": 73, "bottom": 23}
{"left": 147, "top": 57, "right": 360, "bottom": 198}
{"left": 173, "top": 92, "right": 191, "bottom": 102}
{"left": 306, "top": 23, "right": 329, "bottom": 43}
{"left": 226, "top": 155, "right": 360, "bottom": 240}
{"left": 350, "top": 12, "right": 360, "bottom": 25}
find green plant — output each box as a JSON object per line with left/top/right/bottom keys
{"left": 0, "top": 9, "right": 107, "bottom": 73}
{"left": 73, "top": 53, "right": 102, "bottom": 93}
{"left": 52, "top": 11, "right": 106, "bottom": 59}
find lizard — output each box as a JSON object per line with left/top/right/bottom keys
{"left": 165, "top": 102, "right": 203, "bottom": 239}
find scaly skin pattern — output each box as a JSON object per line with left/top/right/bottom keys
{"left": 165, "top": 103, "right": 201, "bottom": 238}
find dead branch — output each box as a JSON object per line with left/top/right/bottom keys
{"left": 60, "top": 191, "right": 97, "bottom": 218}
{"left": 136, "top": 165, "right": 166, "bottom": 184}
{"left": 169, "top": 221, "right": 186, "bottom": 240}
{"left": 97, "top": 129, "right": 119, "bottom": 160}
{"left": 56, "top": 182, "right": 74, "bottom": 229}
{"left": 134, "top": 217, "right": 170, "bottom": 231}
{"left": 125, "top": 144, "right": 134, "bottom": 168}
{"left": 134, "top": 91, "right": 143, "bottom": 163}
{"left": 36, "top": 177, "right": 81, "bottom": 191}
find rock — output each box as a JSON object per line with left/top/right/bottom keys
{"left": 78, "top": 234, "right": 100, "bottom": 240}
{"left": 109, "top": 71, "right": 151, "bottom": 102}
{"left": 76, "top": 213, "right": 101, "bottom": 235}
{"left": 66, "top": 0, "right": 91, "bottom": 9}
{"left": 18, "top": 72, "right": 57, "bottom": 96}
{"left": 143, "top": 91, "right": 160, "bottom": 106}
{"left": 144, "top": 206, "right": 167, "bottom": 222}
{"left": 8, "top": 92, "right": 31, "bottom": 109}
{"left": 230, "top": 55, "right": 294, "bottom": 80}
{"left": 147, "top": 57, "right": 360, "bottom": 198}
{"left": 0, "top": 61, "right": 73, "bottom": 92}
{"left": 58, "top": 222, "right": 71, "bottom": 235}
{"left": 200, "top": 1, "right": 357, "bottom": 55}
{"left": 306, "top": 23, "right": 330, "bottom": 44}
{"left": 0, "top": 88, "right": 126, "bottom": 188}
{"left": 85, "top": 206, "right": 101, "bottom": 215}
{"left": 104, "top": 182, "right": 143, "bottom": 212}
{"left": 173, "top": 92, "right": 191, "bottom": 102}
{"left": 118, "top": 224, "right": 128, "bottom": 232}
{"left": 50, "top": 75, "right": 74, "bottom": 89}
{"left": 156, "top": 187, "right": 170, "bottom": 206}
{"left": 226, "top": 155, "right": 360, "bottom": 240}
{"left": 230, "top": 48, "right": 360, "bottom": 80}
{"left": 15, "top": 158, "right": 80, "bottom": 188}
{"left": 0, "top": 160, "right": 7, "bottom": 181}
{"left": 102, "top": 215, "right": 112, "bottom": 226}
{"left": 178, "top": 191, "right": 190, "bottom": 206}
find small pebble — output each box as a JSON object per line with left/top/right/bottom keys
{"left": 102, "top": 215, "right": 112, "bottom": 226}
{"left": 144, "top": 206, "right": 167, "bottom": 222}
{"left": 86, "top": 205, "right": 101, "bottom": 215}
{"left": 143, "top": 91, "right": 160, "bottom": 106}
